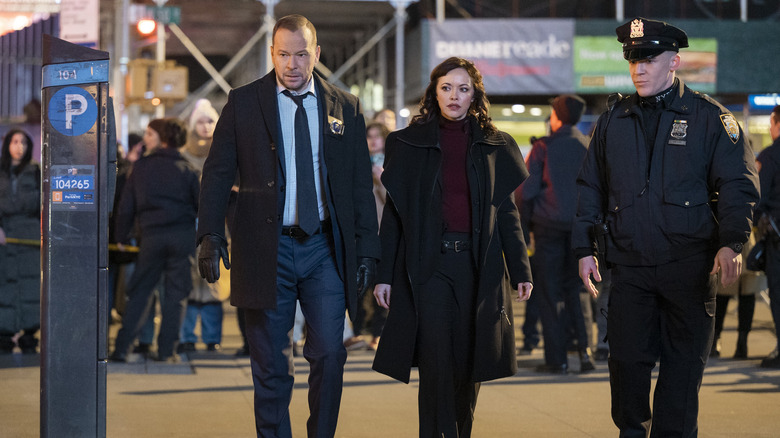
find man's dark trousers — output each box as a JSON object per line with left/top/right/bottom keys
{"left": 113, "top": 228, "right": 193, "bottom": 359}
{"left": 244, "top": 232, "right": 347, "bottom": 438}
{"left": 533, "top": 225, "right": 589, "bottom": 366}
{"left": 607, "top": 254, "right": 715, "bottom": 437}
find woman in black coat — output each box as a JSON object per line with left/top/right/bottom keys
{"left": 372, "top": 57, "right": 533, "bottom": 437}
{"left": 0, "top": 128, "right": 41, "bottom": 354}
{"left": 110, "top": 118, "right": 200, "bottom": 362}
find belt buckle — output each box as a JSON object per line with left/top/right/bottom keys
{"left": 453, "top": 241, "right": 463, "bottom": 253}
{"left": 283, "top": 226, "right": 308, "bottom": 240}
{"left": 292, "top": 227, "right": 308, "bottom": 240}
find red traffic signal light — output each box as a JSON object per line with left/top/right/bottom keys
{"left": 136, "top": 19, "right": 156, "bottom": 36}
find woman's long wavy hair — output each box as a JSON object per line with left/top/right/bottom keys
{"left": 1, "top": 128, "right": 34, "bottom": 176}
{"left": 411, "top": 57, "right": 497, "bottom": 136}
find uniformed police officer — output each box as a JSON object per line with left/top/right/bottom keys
{"left": 573, "top": 17, "right": 759, "bottom": 437}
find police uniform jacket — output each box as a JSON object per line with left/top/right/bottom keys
{"left": 372, "top": 115, "right": 532, "bottom": 383}
{"left": 573, "top": 79, "right": 759, "bottom": 266}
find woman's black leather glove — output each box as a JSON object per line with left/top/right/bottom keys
{"left": 356, "top": 257, "right": 377, "bottom": 298}
{"left": 198, "top": 234, "right": 231, "bottom": 283}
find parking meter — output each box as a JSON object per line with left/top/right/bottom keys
{"left": 40, "top": 34, "right": 116, "bottom": 438}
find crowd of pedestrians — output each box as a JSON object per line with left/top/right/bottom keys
{"left": 4, "top": 12, "right": 780, "bottom": 438}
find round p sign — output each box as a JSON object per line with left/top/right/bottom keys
{"left": 48, "top": 86, "right": 98, "bottom": 137}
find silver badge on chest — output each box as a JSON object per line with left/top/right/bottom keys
{"left": 669, "top": 120, "right": 688, "bottom": 146}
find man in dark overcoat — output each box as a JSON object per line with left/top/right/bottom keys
{"left": 196, "top": 15, "right": 380, "bottom": 438}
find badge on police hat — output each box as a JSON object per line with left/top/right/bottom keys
{"left": 719, "top": 114, "right": 740, "bottom": 144}
{"left": 630, "top": 19, "right": 644, "bottom": 38}
{"left": 669, "top": 119, "right": 688, "bottom": 146}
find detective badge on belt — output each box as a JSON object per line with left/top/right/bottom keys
{"left": 669, "top": 119, "right": 687, "bottom": 146}
{"left": 328, "top": 116, "right": 345, "bottom": 135}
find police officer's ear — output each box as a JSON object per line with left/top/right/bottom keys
{"left": 668, "top": 52, "right": 682, "bottom": 72}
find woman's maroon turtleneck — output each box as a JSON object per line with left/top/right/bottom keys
{"left": 439, "top": 116, "right": 472, "bottom": 234}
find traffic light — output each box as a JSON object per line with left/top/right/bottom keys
{"left": 136, "top": 18, "right": 156, "bottom": 37}
{"left": 129, "top": 4, "right": 157, "bottom": 50}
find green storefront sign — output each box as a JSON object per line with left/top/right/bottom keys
{"left": 574, "top": 36, "right": 717, "bottom": 94}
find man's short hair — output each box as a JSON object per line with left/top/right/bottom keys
{"left": 550, "top": 94, "right": 586, "bottom": 126}
{"left": 273, "top": 15, "right": 317, "bottom": 46}
{"left": 772, "top": 105, "right": 780, "bottom": 124}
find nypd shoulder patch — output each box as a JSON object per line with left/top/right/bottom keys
{"left": 719, "top": 114, "right": 740, "bottom": 144}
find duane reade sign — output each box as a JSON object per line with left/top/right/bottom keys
{"left": 427, "top": 18, "right": 575, "bottom": 95}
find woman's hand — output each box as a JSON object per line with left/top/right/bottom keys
{"left": 516, "top": 282, "right": 533, "bottom": 302}
{"left": 374, "top": 283, "right": 392, "bottom": 309}
{"left": 0, "top": 227, "right": 6, "bottom": 245}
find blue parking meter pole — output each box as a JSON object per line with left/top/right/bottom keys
{"left": 40, "top": 35, "right": 116, "bottom": 438}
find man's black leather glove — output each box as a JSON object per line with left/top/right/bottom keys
{"left": 198, "top": 234, "right": 231, "bottom": 283}
{"left": 356, "top": 257, "right": 377, "bottom": 298}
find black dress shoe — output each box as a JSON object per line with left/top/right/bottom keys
{"left": 235, "top": 345, "right": 250, "bottom": 357}
{"left": 535, "top": 364, "right": 568, "bottom": 374}
{"left": 206, "top": 343, "right": 221, "bottom": 352}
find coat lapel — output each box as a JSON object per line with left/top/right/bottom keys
{"left": 258, "top": 71, "right": 285, "bottom": 180}
{"left": 315, "top": 75, "right": 344, "bottom": 160}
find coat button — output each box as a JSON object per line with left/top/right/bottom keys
{"left": 614, "top": 205, "right": 619, "bottom": 211}
{"left": 267, "top": 181, "right": 275, "bottom": 188}
{"left": 266, "top": 217, "right": 273, "bottom": 224}
{"left": 270, "top": 143, "right": 277, "bottom": 151}
{"left": 684, "top": 201, "right": 690, "bottom": 206}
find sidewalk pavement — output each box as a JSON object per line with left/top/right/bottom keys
{"left": 2, "top": 297, "right": 780, "bottom": 437}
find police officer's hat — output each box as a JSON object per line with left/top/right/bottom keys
{"left": 616, "top": 17, "right": 688, "bottom": 61}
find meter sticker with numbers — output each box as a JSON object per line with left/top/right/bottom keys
{"left": 51, "top": 165, "right": 96, "bottom": 211}
{"left": 48, "top": 86, "right": 98, "bottom": 137}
